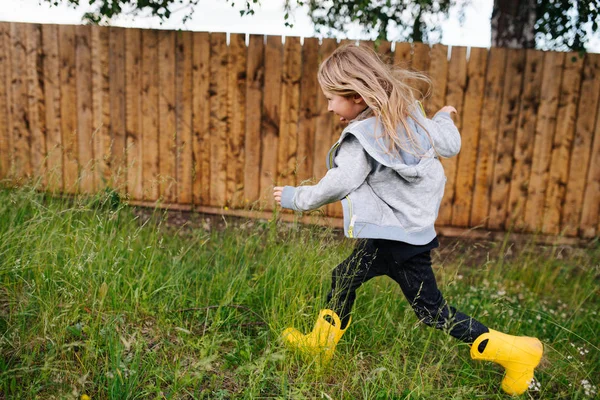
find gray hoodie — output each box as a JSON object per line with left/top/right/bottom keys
{"left": 280, "top": 108, "right": 461, "bottom": 245}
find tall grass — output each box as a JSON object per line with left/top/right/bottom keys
{"left": 0, "top": 186, "right": 598, "bottom": 399}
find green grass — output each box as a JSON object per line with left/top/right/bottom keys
{"left": 0, "top": 186, "right": 598, "bottom": 399}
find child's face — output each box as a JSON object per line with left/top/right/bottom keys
{"left": 324, "top": 91, "right": 366, "bottom": 123}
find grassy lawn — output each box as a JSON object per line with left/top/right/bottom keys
{"left": 0, "top": 186, "right": 598, "bottom": 399}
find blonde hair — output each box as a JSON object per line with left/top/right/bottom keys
{"left": 317, "top": 44, "right": 432, "bottom": 156}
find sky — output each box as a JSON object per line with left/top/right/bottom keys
{"left": 0, "top": 0, "right": 599, "bottom": 52}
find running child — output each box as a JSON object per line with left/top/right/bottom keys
{"left": 273, "top": 44, "right": 543, "bottom": 396}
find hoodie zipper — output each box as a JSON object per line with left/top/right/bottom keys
{"left": 328, "top": 142, "right": 340, "bottom": 169}
{"left": 329, "top": 142, "right": 356, "bottom": 238}
{"left": 347, "top": 197, "right": 355, "bottom": 238}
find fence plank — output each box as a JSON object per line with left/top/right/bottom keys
{"left": 124, "top": 28, "right": 143, "bottom": 200}
{"left": 26, "top": 24, "right": 46, "bottom": 187}
{"left": 580, "top": 89, "right": 600, "bottom": 238}
{"left": 296, "top": 37, "right": 318, "bottom": 186}
{"left": 426, "top": 44, "right": 448, "bottom": 230}
{"left": 523, "top": 51, "right": 565, "bottom": 232}
{"left": 11, "top": 23, "right": 32, "bottom": 182}
{"left": 427, "top": 44, "right": 448, "bottom": 115}
{"left": 488, "top": 49, "right": 526, "bottom": 230}
{"left": 437, "top": 46, "right": 467, "bottom": 226}
{"left": 412, "top": 42, "right": 430, "bottom": 101}
{"left": 0, "top": 23, "right": 10, "bottom": 180}
{"left": 315, "top": 38, "right": 337, "bottom": 180}
{"left": 59, "top": 24, "right": 78, "bottom": 193}
{"left": 394, "top": 42, "right": 411, "bottom": 67}
{"left": 315, "top": 38, "right": 336, "bottom": 216}
{"left": 109, "top": 28, "right": 127, "bottom": 192}
{"left": 507, "top": 50, "right": 544, "bottom": 229}
{"left": 90, "top": 26, "right": 109, "bottom": 191}
{"left": 140, "top": 29, "right": 159, "bottom": 201}
{"left": 76, "top": 25, "right": 94, "bottom": 194}
{"left": 277, "top": 36, "right": 301, "bottom": 189}
{"left": 192, "top": 32, "right": 210, "bottom": 206}
{"left": 360, "top": 40, "right": 375, "bottom": 50}
{"left": 42, "top": 24, "right": 62, "bottom": 192}
{"left": 209, "top": 32, "right": 228, "bottom": 207}
{"left": 562, "top": 53, "right": 600, "bottom": 236}
{"left": 176, "top": 30, "right": 193, "bottom": 205}
{"left": 243, "top": 34, "right": 264, "bottom": 205}
{"left": 158, "top": 30, "right": 177, "bottom": 203}
{"left": 227, "top": 33, "right": 247, "bottom": 207}
{"left": 451, "top": 47, "right": 487, "bottom": 227}
{"left": 376, "top": 40, "right": 393, "bottom": 61}
{"left": 260, "top": 35, "right": 282, "bottom": 210}
{"left": 542, "top": 53, "right": 584, "bottom": 235}
{"left": 470, "top": 47, "right": 507, "bottom": 227}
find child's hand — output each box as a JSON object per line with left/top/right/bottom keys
{"left": 439, "top": 105, "right": 457, "bottom": 114}
{"left": 273, "top": 186, "right": 284, "bottom": 206}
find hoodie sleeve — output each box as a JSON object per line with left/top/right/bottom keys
{"left": 418, "top": 111, "right": 462, "bottom": 158}
{"left": 280, "top": 135, "right": 372, "bottom": 211}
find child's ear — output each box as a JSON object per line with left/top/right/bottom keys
{"left": 353, "top": 94, "right": 365, "bottom": 104}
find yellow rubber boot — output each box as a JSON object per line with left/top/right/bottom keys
{"left": 471, "top": 329, "right": 544, "bottom": 396}
{"left": 282, "top": 309, "right": 350, "bottom": 364}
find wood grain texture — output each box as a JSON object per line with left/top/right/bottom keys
{"left": 192, "top": 32, "right": 210, "bottom": 206}
{"left": 507, "top": 50, "right": 544, "bottom": 230}
{"left": 176, "top": 30, "right": 193, "bottom": 205}
{"left": 451, "top": 47, "right": 487, "bottom": 227}
{"left": 109, "top": 27, "right": 127, "bottom": 192}
{"left": 295, "top": 37, "right": 318, "bottom": 186}
{"left": 277, "top": 36, "right": 301, "bottom": 188}
{"left": 0, "top": 23, "right": 10, "bottom": 180}
{"left": 226, "top": 33, "right": 247, "bottom": 207}
{"left": 243, "top": 34, "right": 264, "bottom": 206}
{"left": 375, "top": 40, "right": 393, "bottom": 62}
{"left": 259, "top": 35, "right": 282, "bottom": 210}
{"left": 26, "top": 24, "right": 47, "bottom": 187}
{"left": 76, "top": 25, "right": 94, "bottom": 193}
{"left": 209, "top": 32, "right": 228, "bottom": 207}
{"left": 412, "top": 42, "right": 431, "bottom": 101}
{"left": 488, "top": 49, "right": 526, "bottom": 230}
{"left": 59, "top": 24, "right": 78, "bottom": 193}
{"left": 427, "top": 44, "right": 448, "bottom": 115}
{"left": 470, "top": 47, "right": 507, "bottom": 227}
{"left": 90, "top": 26, "right": 109, "bottom": 192}
{"left": 437, "top": 46, "right": 467, "bottom": 225}
{"left": 542, "top": 53, "right": 584, "bottom": 235}
{"left": 140, "top": 29, "right": 159, "bottom": 201}
{"left": 42, "top": 24, "right": 63, "bottom": 192}
{"left": 158, "top": 30, "right": 177, "bottom": 202}
{"left": 562, "top": 53, "right": 600, "bottom": 236}
{"left": 11, "top": 23, "right": 32, "bottom": 182}
{"left": 394, "top": 41, "right": 412, "bottom": 68}
{"left": 125, "top": 28, "right": 143, "bottom": 200}
{"left": 315, "top": 38, "right": 336, "bottom": 217}
{"left": 523, "top": 51, "right": 565, "bottom": 232}
{"left": 580, "top": 86, "right": 600, "bottom": 238}
{"left": 314, "top": 37, "right": 337, "bottom": 183}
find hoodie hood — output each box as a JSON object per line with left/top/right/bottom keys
{"left": 339, "top": 115, "right": 435, "bottom": 182}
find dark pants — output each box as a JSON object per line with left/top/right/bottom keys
{"left": 326, "top": 239, "right": 488, "bottom": 343}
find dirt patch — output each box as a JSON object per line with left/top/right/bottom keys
{"left": 130, "top": 206, "right": 599, "bottom": 268}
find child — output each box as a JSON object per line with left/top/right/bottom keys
{"left": 273, "top": 44, "right": 543, "bottom": 396}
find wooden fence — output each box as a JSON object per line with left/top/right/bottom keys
{"left": 1, "top": 22, "right": 599, "bottom": 240}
